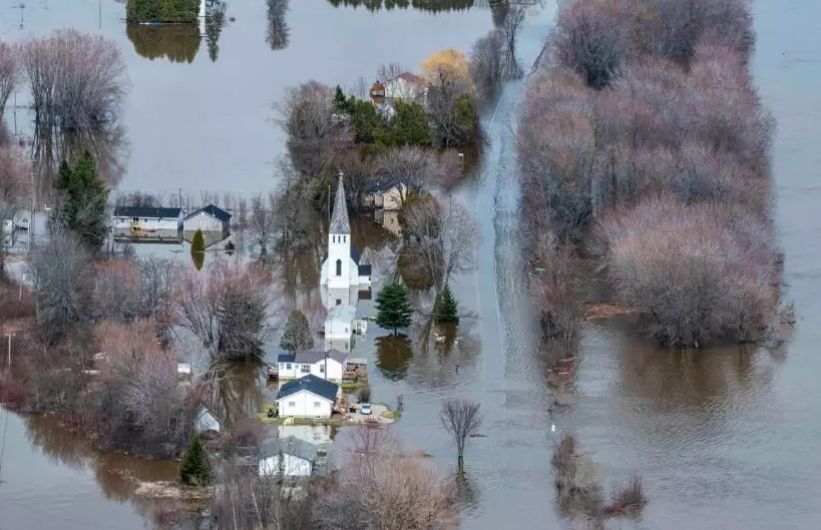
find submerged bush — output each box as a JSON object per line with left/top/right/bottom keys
{"left": 598, "top": 196, "right": 780, "bottom": 347}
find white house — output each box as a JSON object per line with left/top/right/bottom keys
{"left": 324, "top": 304, "right": 357, "bottom": 351}
{"left": 258, "top": 437, "right": 322, "bottom": 479}
{"left": 183, "top": 204, "right": 231, "bottom": 246}
{"left": 193, "top": 406, "right": 221, "bottom": 434}
{"left": 383, "top": 72, "right": 427, "bottom": 102}
{"left": 276, "top": 425, "right": 332, "bottom": 447}
{"left": 112, "top": 206, "right": 183, "bottom": 243}
{"left": 276, "top": 375, "right": 339, "bottom": 419}
{"left": 277, "top": 349, "right": 348, "bottom": 383}
{"left": 363, "top": 179, "right": 416, "bottom": 237}
{"left": 320, "top": 175, "right": 372, "bottom": 298}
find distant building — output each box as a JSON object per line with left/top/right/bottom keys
{"left": 112, "top": 206, "right": 183, "bottom": 243}
{"left": 276, "top": 374, "right": 339, "bottom": 419}
{"left": 277, "top": 349, "right": 349, "bottom": 383}
{"left": 258, "top": 436, "right": 325, "bottom": 479}
{"left": 363, "top": 179, "right": 416, "bottom": 237}
{"left": 383, "top": 72, "right": 427, "bottom": 102}
{"left": 183, "top": 204, "right": 231, "bottom": 246}
{"left": 193, "top": 406, "right": 221, "bottom": 434}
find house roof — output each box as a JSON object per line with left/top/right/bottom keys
{"left": 113, "top": 206, "right": 182, "bottom": 219}
{"left": 364, "top": 177, "right": 417, "bottom": 194}
{"left": 277, "top": 374, "right": 338, "bottom": 402}
{"left": 350, "top": 246, "right": 361, "bottom": 264}
{"left": 330, "top": 174, "right": 350, "bottom": 235}
{"left": 358, "top": 264, "right": 372, "bottom": 276}
{"left": 259, "top": 436, "right": 318, "bottom": 462}
{"left": 186, "top": 204, "right": 231, "bottom": 223}
{"left": 278, "top": 349, "right": 347, "bottom": 364}
{"left": 389, "top": 72, "right": 425, "bottom": 85}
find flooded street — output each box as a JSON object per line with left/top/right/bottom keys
{"left": 3, "top": 0, "right": 821, "bottom": 529}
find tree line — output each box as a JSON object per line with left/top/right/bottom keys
{"left": 518, "top": 0, "right": 783, "bottom": 348}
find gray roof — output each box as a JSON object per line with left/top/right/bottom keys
{"left": 260, "top": 436, "right": 319, "bottom": 462}
{"left": 295, "top": 349, "right": 347, "bottom": 364}
{"left": 277, "top": 374, "right": 338, "bottom": 402}
{"left": 113, "top": 206, "right": 182, "bottom": 219}
{"left": 330, "top": 174, "right": 350, "bottom": 234}
{"left": 186, "top": 204, "right": 231, "bottom": 223}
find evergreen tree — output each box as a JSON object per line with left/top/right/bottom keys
{"left": 52, "top": 152, "right": 109, "bottom": 250}
{"left": 280, "top": 309, "right": 314, "bottom": 352}
{"left": 191, "top": 229, "right": 205, "bottom": 271}
{"left": 389, "top": 100, "right": 432, "bottom": 146}
{"left": 375, "top": 282, "right": 413, "bottom": 335}
{"left": 180, "top": 434, "right": 211, "bottom": 486}
{"left": 435, "top": 283, "right": 459, "bottom": 323}
{"left": 334, "top": 85, "right": 348, "bottom": 110}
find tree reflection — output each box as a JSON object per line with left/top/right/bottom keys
{"left": 326, "top": 0, "right": 478, "bottom": 13}
{"left": 202, "top": 360, "right": 265, "bottom": 425}
{"left": 452, "top": 464, "right": 481, "bottom": 513}
{"left": 376, "top": 334, "right": 413, "bottom": 380}
{"left": 126, "top": 24, "right": 201, "bottom": 63}
{"left": 31, "top": 120, "right": 128, "bottom": 196}
{"left": 266, "top": 0, "right": 290, "bottom": 51}
{"left": 205, "top": 1, "right": 228, "bottom": 61}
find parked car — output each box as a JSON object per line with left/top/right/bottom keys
{"left": 360, "top": 403, "right": 372, "bottom": 416}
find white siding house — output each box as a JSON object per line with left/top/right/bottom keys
{"left": 258, "top": 437, "right": 321, "bottom": 479}
{"left": 276, "top": 375, "right": 339, "bottom": 419}
{"left": 193, "top": 406, "right": 221, "bottom": 434}
{"left": 183, "top": 204, "right": 231, "bottom": 246}
{"left": 112, "top": 206, "right": 183, "bottom": 243}
{"left": 277, "top": 349, "right": 348, "bottom": 383}
{"left": 383, "top": 72, "right": 427, "bottom": 102}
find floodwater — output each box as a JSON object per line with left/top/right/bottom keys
{"left": 3, "top": 0, "right": 821, "bottom": 529}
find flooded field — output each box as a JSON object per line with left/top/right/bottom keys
{"left": 2, "top": 0, "right": 821, "bottom": 529}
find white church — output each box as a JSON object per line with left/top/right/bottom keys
{"left": 320, "top": 175, "right": 372, "bottom": 350}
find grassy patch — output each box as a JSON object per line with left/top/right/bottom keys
{"left": 340, "top": 380, "right": 369, "bottom": 391}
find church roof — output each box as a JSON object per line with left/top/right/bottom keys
{"left": 330, "top": 174, "right": 350, "bottom": 235}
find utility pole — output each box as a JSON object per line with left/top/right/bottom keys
{"left": 4, "top": 333, "right": 13, "bottom": 368}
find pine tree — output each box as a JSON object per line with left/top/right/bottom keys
{"left": 375, "top": 282, "right": 413, "bottom": 335}
{"left": 180, "top": 434, "right": 211, "bottom": 486}
{"left": 52, "top": 151, "right": 109, "bottom": 250}
{"left": 334, "top": 85, "right": 347, "bottom": 111}
{"left": 191, "top": 228, "right": 205, "bottom": 271}
{"left": 435, "top": 283, "right": 459, "bottom": 323}
{"left": 280, "top": 309, "right": 313, "bottom": 352}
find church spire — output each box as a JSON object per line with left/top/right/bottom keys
{"left": 330, "top": 173, "right": 350, "bottom": 235}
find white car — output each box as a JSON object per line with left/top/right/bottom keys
{"left": 360, "top": 403, "right": 372, "bottom": 416}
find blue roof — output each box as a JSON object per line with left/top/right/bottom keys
{"left": 187, "top": 204, "right": 231, "bottom": 223}
{"left": 278, "top": 353, "right": 295, "bottom": 363}
{"left": 277, "top": 374, "right": 338, "bottom": 402}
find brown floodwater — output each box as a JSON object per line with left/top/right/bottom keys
{"left": 3, "top": 0, "right": 821, "bottom": 529}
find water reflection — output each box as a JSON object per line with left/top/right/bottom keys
{"left": 126, "top": 24, "right": 201, "bottom": 63}
{"left": 376, "top": 334, "right": 413, "bottom": 380}
{"left": 204, "top": 360, "right": 265, "bottom": 425}
{"left": 266, "top": 0, "right": 290, "bottom": 51}
{"left": 205, "top": 1, "right": 228, "bottom": 61}
{"left": 326, "top": 0, "right": 479, "bottom": 13}
{"left": 31, "top": 120, "right": 128, "bottom": 193}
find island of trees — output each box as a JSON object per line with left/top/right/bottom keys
{"left": 126, "top": 0, "right": 200, "bottom": 24}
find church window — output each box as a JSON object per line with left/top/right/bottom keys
{"left": 336, "top": 259, "right": 342, "bottom": 276}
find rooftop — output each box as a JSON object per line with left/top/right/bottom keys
{"left": 113, "top": 206, "right": 182, "bottom": 219}
{"left": 259, "top": 436, "right": 319, "bottom": 462}
{"left": 278, "top": 349, "right": 348, "bottom": 365}
{"left": 186, "top": 204, "right": 231, "bottom": 222}
{"left": 277, "top": 374, "right": 339, "bottom": 402}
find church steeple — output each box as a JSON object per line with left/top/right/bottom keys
{"left": 330, "top": 173, "right": 350, "bottom": 235}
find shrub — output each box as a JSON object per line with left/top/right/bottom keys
{"left": 357, "top": 386, "right": 371, "bottom": 403}
{"left": 126, "top": 0, "right": 199, "bottom": 23}
{"left": 598, "top": 196, "right": 779, "bottom": 347}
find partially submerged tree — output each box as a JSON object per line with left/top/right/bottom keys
{"left": 435, "top": 283, "right": 459, "bottom": 323}
{"left": 279, "top": 309, "right": 313, "bottom": 352}
{"left": 190, "top": 228, "right": 205, "bottom": 271}
{"left": 375, "top": 281, "right": 413, "bottom": 335}
{"left": 0, "top": 41, "right": 18, "bottom": 120}
{"left": 422, "top": 48, "right": 480, "bottom": 147}
{"left": 440, "top": 398, "right": 482, "bottom": 463}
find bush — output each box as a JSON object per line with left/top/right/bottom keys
{"left": 180, "top": 434, "right": 211, "bottom": 486}
{"left": 598, "top": 196, "right": 779, "bottom": 347}
{"left": 357, "top": 386, "right": 371, "bottom": 403}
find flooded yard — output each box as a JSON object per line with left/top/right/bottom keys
{"left": 3, "top": 0, "right": 821, "bottom": 529}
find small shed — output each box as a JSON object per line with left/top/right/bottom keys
{"left": 193, "top": 406, "right": 221, "bottom": 434}
{"left": 183, "top": 204, "right": 231, "bottom": 246}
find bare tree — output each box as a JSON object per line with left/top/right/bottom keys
{"left": 439, "top": 398, "right": 482, "bottom": 463}
{"left": 402, "top": 195, "right": 479, "bottom": 295}
{"left": 0, "top": 41, "right": 18, "bottom": 120}
{"left": 373, "top": 146, "right": 436, "bottom": 198}
{"left": 21, "top": 30, "right": 126, "bottom": 131}
{"left": 470, "top": 30, "right": 504, "bottom": 98}
{"left": 176, "top": 263, "right": 277, "bottom": 361}
{"left": 278, "top": 81, "right": 351, "bottom": 177}
{"left": 249, "top": 192, "right": 277, "bottom": 257}
{"left": 377, "top": 62, "right": 404, "bottom": 82}
{"left": 30, "top": 232, "right": 94, "bottom": 343}
{"left": 500, "top": 5, "right": 525, "bottom": 78}
{"left": 266, "top": 0, "right": 290, "bottom": 51}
